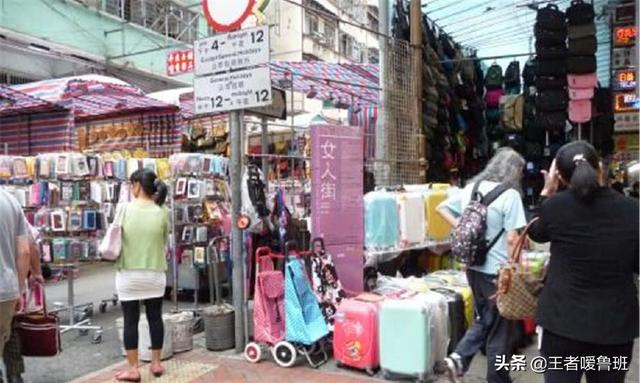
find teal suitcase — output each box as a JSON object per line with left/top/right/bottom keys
{"left": 379, "top": 298, "right": 432, "bottom": 382}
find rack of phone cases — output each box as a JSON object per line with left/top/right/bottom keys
{"left": 167, "top": 153, "right": 232, "bottom": 308}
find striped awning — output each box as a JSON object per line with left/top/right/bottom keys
{"left": 0, "top": 84, "right": 64, "bottom": 117}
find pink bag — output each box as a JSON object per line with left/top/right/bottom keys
{"left": 567, "top": 73, "right": 597, "bottom": 88}
{"left": 568, "top": 87, "right": 594, "bottom": 100}
{"left": 569, "top": 100, "right": 592, "bottom": 123}
{"left": 98, "top": 203, "right": 127, "bottom": 261}
{"left": 485, "top": 89, "right": 504, "bottom": 108}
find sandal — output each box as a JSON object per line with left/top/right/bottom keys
{"left": 150, "top": 364, "right": 165, "bottom": 378}
{"left": 115, "top": 370, "right": 141, "bottom": 382}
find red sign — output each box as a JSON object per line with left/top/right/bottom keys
{"left": 614, "top": 26, "right": 636, "bottom": 47}
{"left": 202, "top": 0, "right": 255, "bottom": 33}
{"left": 167, "top": 50, "right": 194, "bottom": 76}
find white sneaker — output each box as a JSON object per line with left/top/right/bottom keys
{"left": 444, "top": 355, "right": 463, "bottom": 383}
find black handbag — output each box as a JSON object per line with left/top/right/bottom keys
{"left": 534, "top": 24, "right": 568, "bottom": 46}
{"left": 536, "top": 45, "right": 568, "bottom": 60}
{"left": 537, "top": 111, "right": 568, "bottom": 130}
{"left": 536, "top": 59, "right": 567, "bottom": 77}
{"left": 536, "top": 76, "right": 568, "bottom": 90}
{"left": 567, "top": 55, "right": 597, "bottom": 74}
{"left": 536, "top": 4, "right": 566, "bottom": 31}
{"left": 568, "top": 36, "right": 598, "bottom": 55}
{"left": 566, "top": 0, "right": 595, "bottom": 26}
{"left": 536, "top": 90, "right": 569, "bottom": 112}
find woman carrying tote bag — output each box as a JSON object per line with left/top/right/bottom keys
{"left": 114, "top": 169, "right": 169, "bottom": 382}
{"left": 528, "top": 141, "right": 639, "bottom": 383}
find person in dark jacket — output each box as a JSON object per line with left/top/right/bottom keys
{"left": 529, "top": 141, "right": 639, "bottom": 383}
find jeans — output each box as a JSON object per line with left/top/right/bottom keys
{"left": 541, "top": 329, "right": 633, "bottom": 383}
{"left": 454, "top": 270, "right": 514, "bottom": 383}
{"left": 120, "top": 297, "right": 164, "bottom": 351}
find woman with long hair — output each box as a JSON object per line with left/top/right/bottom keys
{"left": 438, "top": 147, "right": 527, "bottom": 383}
{"left": 529, "top": 141, "right": 638, "bottom": 383}
{"left": 115, "top": 169, "right": 169, "bottom": 382}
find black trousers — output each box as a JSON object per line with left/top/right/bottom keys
{"left": 121, "top": 297, "right": 164, "bottom": 351}
{"left": 454, "top": 270, "right": 514, "bottom": 383}
{"left": 541, "top": 329, "right": 634, "bottom": 383}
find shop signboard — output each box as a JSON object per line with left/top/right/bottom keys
{"left": 613, "top": 69, "right": 637, "bottom": 91}
{"left": 614, "top": 2, "right": 635, "bottom": 25}
{"left": 311, "top": 124, "right": 364, "bottom": 292}
{"left": 613, "top": 92, "right": 639, "bottom": 113}
{"left": 194, "top": 25, "right": 270, "bottom": 76}
{"left": 167, "top": 49, "right": 194, "bottom": 76}
{"left": 193, "top": 66, "right": 272, "bottom": 114}
{"left": 612, "top": 47, "right": 637, "bottom": 70}
{"left": 614, "top": 112, "right": 640, "bottom": 132}
{"left": 613, "top": 25, "right": 636, "bottom": 47}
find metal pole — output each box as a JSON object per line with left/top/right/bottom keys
{"left": 410, "top": 0, "right": 424, "bottom": 181}
{"left": 230, "top": 110, "right": 245, "bottom": 353}
{"left": 290, "top": 72, "right": 295, "bottom": 180}
{"left": 261, "top": 117, "right": 269, "bottom": 190}
{"left": 376, "top": 0, "right": 389, "bottom": 179}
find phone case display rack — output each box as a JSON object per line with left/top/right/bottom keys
{"left": 0, "top": 153, "right": 170, "bottom": 342}
{"left": 168, "top": 153, "right": 232, "bottom": 312}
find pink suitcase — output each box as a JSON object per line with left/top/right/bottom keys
{"left": 567, "top": 73, "right": 597, "bottom": 88}
{"left": 334, "top": 294, "right": 383, "bottom": 375}
{"left": 569, "top": 99, "right": 592, "bottom": 123}
{"left": 568, "top": 86, "right": 594, "bottom": 100}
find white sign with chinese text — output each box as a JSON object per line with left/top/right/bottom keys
{"left": 194, "top": 25, "right": 270, "bottom": 76}
{"left": 194, "top": 66, "right": 272, "bottom": 114}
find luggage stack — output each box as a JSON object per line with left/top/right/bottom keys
{"left": 521, "top": 59, "right": 545, "bottom": 159}
{"left": 566, "top": 0, "right": 598, "bottom": 123}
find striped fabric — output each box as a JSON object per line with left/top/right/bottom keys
{"left": 0, "top": 111, "right": 75, "bottom": 155}
{"left": 349, "top": 106, "right": 379, "bottom": 160}
{"left": 0, "top": 84, "right": 63, "bottom": 117}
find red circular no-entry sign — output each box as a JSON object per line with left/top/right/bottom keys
{"left": 202, "top": 0, "right": 256, "bottom": 33}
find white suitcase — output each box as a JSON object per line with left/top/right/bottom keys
{"left": 397, "top": 192, "right": 426, "bottom": 245}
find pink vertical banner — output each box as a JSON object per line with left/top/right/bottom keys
{"left": 311, "top": 124, "right": 364, "bottom": 292}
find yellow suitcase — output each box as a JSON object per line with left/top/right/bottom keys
{"left": 424, "top": 189, "right": 451, "bottom": 241}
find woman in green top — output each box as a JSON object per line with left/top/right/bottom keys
{"left": 115, "top": 169, "right": 169, "bottom": 382}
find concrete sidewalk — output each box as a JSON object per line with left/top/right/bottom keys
{"left": 20, "top": 263, "right": 640, "bottom": 383}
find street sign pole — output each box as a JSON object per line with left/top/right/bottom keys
{"left": 229, "top": 109, "right": 245, "bottom": 353}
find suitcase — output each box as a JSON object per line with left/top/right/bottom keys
{"left": 379, "top": 298, "right": 432, "bottom": 381}
{"left": 446, "top": 284, "right": 474, "bottom": 330}
{"left": 415, "top": 292, "right": 450, "bottom": 370}
{"left": 431, "top": 287, "right": 466, "bottom": 354}
{"left": 424, "top": 188, "right": 451, "bottom": 241}
{"left": 364, "top": 191, "right": 400, "bottom": 248}
{"left": 397, "top": 192, "right": 426, "bottom": 245}
{"left": 334, "top": 296, "right": 381, "bottom": 374}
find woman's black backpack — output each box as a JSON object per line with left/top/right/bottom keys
{"left": 536, "top": 4, "right": 566, "bottom": 30}
{"left": 566, "top": 0, "right": 595, "bottom": 26}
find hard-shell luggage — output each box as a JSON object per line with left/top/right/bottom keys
{"left": 424, "top": 187, "right": 451, "bottom": 241}
{"left": 431, "top": 287, "right": 466, "bottom": 354}
{"left": 379, "top": 298, "right": 432, "bottom": 382}
{"left": 398, "top": 192, "right": 426, "bottom": 245}
{"left": 415, "top": 292, "right": 450, "bottom": 370}
{"left": 364, "top": 191, "right": 399, "bottom": 249}
{"left": 447, "top": 284, "right": 474, "bottom": 329}
{"left": 333, "top": 296, "right": 381, "bottom": 374}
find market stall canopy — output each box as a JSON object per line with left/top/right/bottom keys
{"left": 0, "top": 84, "right": 66, "bottom": 117}
{"left": 13, "top": 75, "right": 177, "bottom": 121}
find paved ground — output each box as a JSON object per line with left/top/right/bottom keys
{"left": 16, "top": 263, "right": 639, "bottom": 383}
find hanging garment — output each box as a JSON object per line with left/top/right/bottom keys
{"left": 310, "top": 248, "right": 347, "bottom": 330}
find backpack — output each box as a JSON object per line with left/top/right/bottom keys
{"left": 485, "top": 88, "right": 504, "bottom": 108}
{"left": 568, "top": 22, "right": 596, "bottom": 39}
{"left": 485, "top": 64, "right": 504, "bottom": 90}
{"left": 536, "top": 75, "right": 567, "bottom": 90}
{"left": 536, "top": 90, "right": 569, "bottom": 111}
{"left": 522, "top": 59, "right": 537, "bottom": 86}
{"left": 536, "top": 45, "right": 568, "bottom": 60}
{"left": 501, "top": 95, "right": 524, "bottom": 131}
{"left": 534, "top": 24, "right": 568, "bottom": 46}
{"left": 566, "top": 0, "right": 595, "bottom": 25}
{"left": 504, "top": 61, "right": 521, "bottom": 88}
{"left": 536, "top": 59, "right": 567, "bottom": 77}
{"left": 568, "top": 36, "right": 597, "bottom": 56}
{"left": 451, "top": 182, "right": 511, "bottom": 266}
{"left": 568, "top": 86, "right": 594, "bottom": 100}
{"left": 567, "top": 56, "right": 597, "bottom": 74}
{"left": 567, "top": 73, "right": 597, "bottom": 88}
{"left": 536, "top": 3, "right": 566, "bottom": 31}
{"left": 569, "top": 99, "right": 592, "bottom": 123}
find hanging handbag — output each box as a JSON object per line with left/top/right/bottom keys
{"left": 15, "top": 285, "right": 61, "bottom": 357}
{"left": 495, "top": 218, "right": 546, "bottom": 320}
{"left": 98, "top": 202, "right": 127, "bottom": 261}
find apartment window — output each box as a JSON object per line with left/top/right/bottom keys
{"left": 368, "top": 47, "right": 379, "bottom": 64}
{"left": 104, "top": 0, "right": 199, "bottom": 44}
{"left": 306, "top": 15, "right": 319, "bottom": 35}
